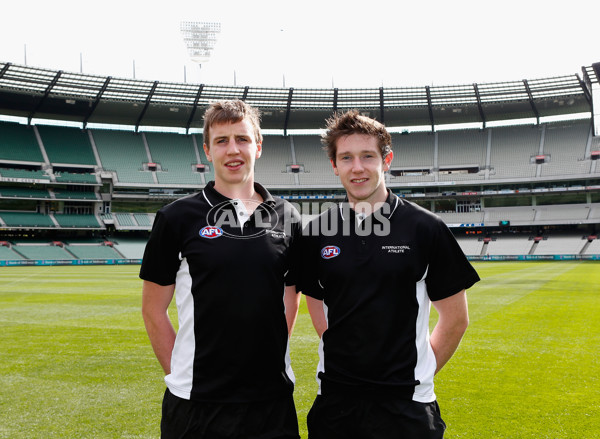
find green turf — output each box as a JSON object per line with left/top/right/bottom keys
{"left": 0, "top": 262, "right": 599, "bottom": 438}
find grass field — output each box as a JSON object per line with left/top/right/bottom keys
{"left": 1, "top": 261, "right": 599, "bottom": 438}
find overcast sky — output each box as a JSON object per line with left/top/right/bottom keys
{"left": 1, "top": 0, "right": 599, "bottom": 89}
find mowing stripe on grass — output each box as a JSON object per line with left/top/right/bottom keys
{"left": 1, "top": 263, "right": 598, "bottom": 438}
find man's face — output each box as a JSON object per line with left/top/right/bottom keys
{"left": 332, "top": 133, "right": 393, "bottom": 208}
{"left": 203, "top": 119, "right": 261, "bottom": 189}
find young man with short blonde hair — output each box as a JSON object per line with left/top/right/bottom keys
{"left": 141, "top": 99, "right": 302, "bottom": 439}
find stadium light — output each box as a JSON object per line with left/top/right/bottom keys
{"left": 180, "top": 21, "right": 222, "bottom": 67}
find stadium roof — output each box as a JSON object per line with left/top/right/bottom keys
{"left": 0, "top": 61, "right": 598, "bottom": 133}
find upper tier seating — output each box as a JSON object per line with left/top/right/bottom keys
{"left": 0, "top": 120, "right": 596, "bottom": 188}
{"left": 36, "top": 125, "right": 97, "bottom": 165}
{"left": 294, "top": 135, "right": 339, "bottom": 185}
{"left": 437, "top": 129, "right": 487, "bottom": 181}
{"left": 0, "top": 122, "right": 43, "bottom": 162}
{"left": 489, "top": 125, "right": 540, "bottom": 179}
{"left": 256, "top": 135, "right": 296, "bottom": 187}
{"left": 540, "top": 121, "right": 591, "bottom": 176}
{"left": 389, "top": 132, "right": 436, "bottom": 183}
{"left": 92, "top": 129, "right": 154, "bottom": 184}
{"left": 145, "top": 132, "right": 205, "bottom": 185}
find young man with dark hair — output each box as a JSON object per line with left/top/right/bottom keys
{"left": 141, "top": 99, "right": 302, "bottom": 439}
{"left": 299, "top": 110, "right": 480, "bottom": 438}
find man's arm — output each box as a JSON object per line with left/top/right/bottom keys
{"left": 141, "top": 280, "right": 176, "bottom": 375}
{"left": 306, "top": 296, "right": 327, "bottom": 338}
{"left": 284, "top": 285, "right": 301, "bottom": 336}
{"left": 430, "top": 290, "right": 469, "bottom": 375}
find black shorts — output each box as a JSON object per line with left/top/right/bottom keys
{"left": 307, "top": 394, "right": 446, "bottom": 439}
{"left": 161, "top": 388, "right": 300, "bottom": 439}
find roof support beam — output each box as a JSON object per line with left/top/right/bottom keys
{"left": 473, "top": 83, "right": 486, "bottom": 128}
{"left": 593, "top": 62, "right": 600, "bottom": 84}
{"left": 186, "top": 84, "right": 204, "bottom": 135}
{"left": 84, "top": 76, "right": 111, "bottom": 129}
{"left": 575, "top": 73, "right": 592, "bottom": 106}
{"left": 425, "top": 86, "right": 435, "bottom": 132}
{"left": 0, "top": 62, "right": 10, "bottom": 79}
{"left": 379, "top": 87, "right": 385, "bottom": 124}
{"left": 28, "top": 70, "right": 62, "bottom": 124}
{"left": 522, "top": 79, "right": 540, "bottom": 124}
{"left": 135, "top": 81, "right": 158, "bottom": 133}
{"left": 333, "top": 88, "right": 338, "bottom": 114}
{"left": 283, "top": 87, "right": 293, "bottom": 136}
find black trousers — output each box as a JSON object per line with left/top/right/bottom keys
{"left": 307, "top": 394, "right": 446, "bottom": 439}
{"left": 160, "top": 388, "right": 300, "bottom": 439}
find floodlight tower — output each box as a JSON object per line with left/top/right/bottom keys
{"left": 180, "top": 21, "right": 222, "bottom": 80}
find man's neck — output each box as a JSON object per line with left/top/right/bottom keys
{"left": 348, "top": 189, "right": 388, "bottom": 216}
{"left": 213, "top": 179, "right": 263, "bottom": 212}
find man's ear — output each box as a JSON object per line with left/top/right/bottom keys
{"left": 331, "top": 159, "right": 339, "bottom": 176}
{"left": 383, "top": 150, "right": 394, "bottom": 171}
{"left": 256, "top": 142, "right": 262, "bottom": 159}
{"left": 203, "top": 143, "right": 212, "bottom": 162}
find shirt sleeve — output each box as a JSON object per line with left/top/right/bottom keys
{"left": 297, "top": 221, "right": 325, "bottom": 300}
{"left": 139, "top": 209, "right": 182, "bottom": 286}
{"left": 425, "top": 216, "right": 480, "bottom": 301}
{"left": 284, "top": 209, "right": 302, "bottom": 287}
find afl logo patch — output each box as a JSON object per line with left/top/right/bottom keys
{"left": 200, "top": 226, "right": 223, "bottom": 239}
{"left": 321, "top": 245, "right": 340, "bottom": 259}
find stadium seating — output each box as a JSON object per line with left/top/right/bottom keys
{"left": 437, "top": 129, "right": 487, "bottom": 181}
{"left": 488, "top": 125, "right": 541, "bottom": 179}
{"left": 583, "top": 238, "right": 600, "bottom": 255}
{"left": 533, "top": 234, "right": 587, "bottom": 255}
{"left": 2, "top": 119, "right": 595, "bottom": 189}
{"left": 132, "top": 213, "right": 153, "bottom": 227}
{"left": 92, "top": 129, "right": 155, "bottom": 184}
{"left": 112, "top": 238, "right": 147, "bottom": 259}
{"left": 0, "top": 212, "right": 55, "bottom": 227}
{"left": 255, "top": 135, "right": 296, "bottom": 187}
{"left": 12, "top": 244, "right": 74, "bottom": 260}
{"left": 534, "top": 204, "right": 591, "bottom": 223}
{"left": 1, "top": 117, "right": 599, "bottom": 260}
{"left": 485, "top": 206, "right": 536, "bottom": 224}
{"left": 36, "top": 125, "right": 97, "bottom": 165}
{"left": 539, "top": 121, "right": 591, "bottom": 176}
{"left": 434, "top": 211, "right": 484, "bottom": 225}
{"left": 53, "top": 214, "right": 102, "bottom": 228}
{"left": 115, "top": 213, "right": 137, "bottom": 227}
{"left": 388, "top": 132, "right": 436, "bottom": 183}
{"left": 144, "top": 132, "right": 206, "bottom": 185}
{"left": 65, "top": 244, "right": 123, "bottom": 259}
{"left": 455, "top": 237, "right": 485, "bottom": 256}
{"left": 0, "top": 186, "right": 50, "bottom": 198}
{"left": 293, "top": 135, "right": 339, "bottom": 185}
{"left": 0, "top": 167, "right": 50, "bottom": 180}
{"left": 485, "top": 236, "right": 535, "bottom": 256}
{"left": 54, "top": 171, "right": 98, "bottom": 184}
{"left": 0, "top": 245, "right": 24, "bottom": 260}
{"left": 52, "top": 189, "right": 98, "bottom": 200}
{"left": 0, "top": 122, "right": 43, "bottom": 162}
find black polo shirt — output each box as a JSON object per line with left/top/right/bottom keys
{"left": 299, "top": 190, "right": 479, "bottom": 402}
{"left": 140, "top": 181, "right": 302, "bottom": 403}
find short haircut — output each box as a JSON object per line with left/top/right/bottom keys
{"left": 203, "top": 100, "right": 263, "bottom": 148}
{"left": 321, "top": 110, "right": 392, "bottom": 164}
